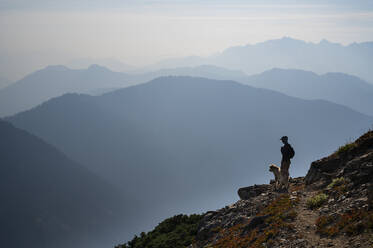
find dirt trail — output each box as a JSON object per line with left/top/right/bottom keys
{"left": 293, "top": 190, "right": 347, "bottom": 248}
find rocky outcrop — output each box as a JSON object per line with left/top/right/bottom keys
{"left": 119, "top": 131, "right": 373, "bottom": 248}
{"left": 237, "top": 184, "right": 273, "bottom": 200}
{"left": 192, "top": 131, "right": 373, "bottom": 248}
{"left": 305, "top": 131, "right": 373, "bottom": 187}
{"left": 196, "top": 188, "right": 278, "bottom": 243}
{"left": 339, "top": 151, "right": 373, "bottom": 185}
{"left": 195, "top": 177, "right": 304, "bottom": 247}
{"left": 304, "top": 155, "right": 342, "bottom": 186}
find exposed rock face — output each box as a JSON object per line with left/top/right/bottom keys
{"left": 304, "top": 155, "right": 342, "bottom": 186}
{"left": 340, "top": 151, "right": 373, "bottom": 185}
{"left": 305, "top": 131, "right": 373, "bottom": 187}
{"left": 368, "top": 184, "right": 373, "bottom": 209}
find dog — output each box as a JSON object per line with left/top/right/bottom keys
{"left": 269, "top": 164, "right": 288, "bottom": 190}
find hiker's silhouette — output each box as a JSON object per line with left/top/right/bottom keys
{"left": 280, "top": 136, "right": 295, "bottom": 189}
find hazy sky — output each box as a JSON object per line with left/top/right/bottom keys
{"left": 1, "top": 0, "right": 373, "bottom": 79}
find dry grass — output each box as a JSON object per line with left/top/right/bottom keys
{"left": 212, "top": 194, "right": 299, "bottom": 248}
{"left": 316, "top": 210, "right": 373, "bottom": 237}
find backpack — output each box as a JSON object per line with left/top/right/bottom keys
{"left": 288, "top": 144, "right": 295, "bottom": 159}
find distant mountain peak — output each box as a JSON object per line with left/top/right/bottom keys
{"left": 318, "top": 39, "right": 342, "bottom": 47}
{"left": 44, "top": 65, "right": 69, "bottom": 71}
{"left": 87, "top": 64, "right": 111, "bottom": 72}
{"left": 262, "top": 68, "right": 318, "bottom": 76}
{"left": 280, "top": 36, "right": 300, "bottom": 41}
{"left": 264, "top": 36, "right": 307, "bottom": 45}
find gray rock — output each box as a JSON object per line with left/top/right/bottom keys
{"left": 237, "top": 184, "right": 273, "bottom": 200}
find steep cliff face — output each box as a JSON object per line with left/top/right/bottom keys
{"left": 117, "top": 131, "right": 373, "bottom": 248}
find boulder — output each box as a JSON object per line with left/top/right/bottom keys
{"left": 237, "top": 184, "right": 272, "bottom": 200}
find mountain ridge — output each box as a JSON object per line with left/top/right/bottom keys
{"left": 0, "top": 119, "right": 138, "bottom": 248}
{"left": 116, "top": 130, "right": 373, "bottom": 248}
{"left": 150, "top": 37, "right": 373, "bottom": 83}
{"left": 0, "top": 65, "right": 133, "bottom": 117}
{"left": 245, "top": 68, "right": 373, "bottom": 116}
{"left": 6, "top": 76, "right": 373, "bottom": 242}
{"left": 2, "top": 62, "right": 373, "bottom": 117}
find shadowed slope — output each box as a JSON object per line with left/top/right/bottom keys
{"left": 0, "top": 120, "right": 134, "bottom": 248}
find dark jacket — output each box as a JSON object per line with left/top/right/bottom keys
{"left": 281, "top": 143, "right": 294, "bottom": 162}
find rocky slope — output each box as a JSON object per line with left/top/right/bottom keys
{"left": 117, "top": 130, "right": 373, "bottom": 248}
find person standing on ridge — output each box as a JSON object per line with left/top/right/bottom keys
{"left": 280, "top": 136, "right": 295, "bottom": 189}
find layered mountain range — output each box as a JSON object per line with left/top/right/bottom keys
{"left": 2, "top": 38, "right": 373, "bottom": 246}
{"left": 245, "top": 68, "right": 373, "bottom": 116}
{"left": 151, "top": 37, "right": 373, "bottom": 83}
{"left": 6, "top": 76, "right": 373, "bottom": 243}
{"left": 1, "top": 62, "right": 373, "bottom": 117}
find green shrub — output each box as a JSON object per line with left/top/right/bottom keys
{"left": 337, "top": 142, "right": 356, "bottom": 155}
{"left": 116, "top": 214, "right": 202, "bottom": 248}
{"left": 307, "top": 193, "right": 328, "bottom": 209}
{"left": 327, "top": 177, "right": 346, "bottom": 190}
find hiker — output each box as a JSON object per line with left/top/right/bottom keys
{"left": 280, "top": 136, "right": 295, "bottom": 188}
